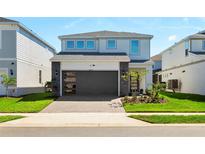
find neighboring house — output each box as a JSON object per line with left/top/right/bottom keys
{"left": 51, "top": 31, "right": 153, "bottom": 96}
{"left": 0, "top": 18, "right": 56, "bottom": 96}
{"left": 151, "top": 54, "right": 162, "bottom": 83}
{"left": 160, "top": 30, "right": 205, "bottom": 95}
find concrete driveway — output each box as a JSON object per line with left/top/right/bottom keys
{"left": 41, "top": 95, "right": 125, "bottom": 113}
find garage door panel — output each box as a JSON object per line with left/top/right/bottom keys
{"left": 63, "top": 71, "right": 118, "bottom": 96}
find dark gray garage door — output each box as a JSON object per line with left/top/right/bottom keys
{"left": 62, "top": 71, "right": 118, "bottom": 96}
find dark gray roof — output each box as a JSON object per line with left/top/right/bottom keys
{"left": 59, "top": 30, "right": 153, "bottom": 39}
{"left": 130, "top": 59, "right": 149, "bottom": 63}
{"left": 0, "top": 17, "right": 18, "bottom": 23}
{"left": 57, "top": 52, "right": 127, "bottom": 56}
{"left": 189, "top": 33, "right": 205, "bottom": 39}
{"left": 189, "top": 51, "right": 205, "bottom": 55}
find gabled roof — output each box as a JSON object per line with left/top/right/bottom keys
{"left": 59, "top": 30, "right": 153, "bottom": 39}
{"left": 0, "top": 17, "right": 56, "bottom": 53}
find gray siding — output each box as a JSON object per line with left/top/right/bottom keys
{"left": 0, "top": 30, "right": 16, "bottom": 58}
{"left": 52, "top": 62, "right": 60, "bottom": 96}
{"left": 120, "top": 62, "right": 129, "bottom": 96}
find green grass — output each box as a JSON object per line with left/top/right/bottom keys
{"left": 124, "top": 91, "right": 205, "bottom": 112}
{"left": 0, "top": 93, "right": 55, "bottom": 113}
{"left": 129, "top": 115, "right": 205, "bottom": 124}
{"left": 0, "top": 115, "right": 25, "bottom": 123}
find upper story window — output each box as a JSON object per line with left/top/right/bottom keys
{"left": 76, "top": 40, "right": 85, "bottom": 49}
{"left": 130, "top": 40, "right": 139, "bottom": 54}
{"left": 86, "top": 40, "right": 95, "bottom": 49}
{"left": 67, "top": 40, "right": 74, "bottom": 49}
{"left": 202, "top": 40, "right": 205, "bottom": 50}
{"left": 107, "top": 40, "right": 116, "bottom": 49}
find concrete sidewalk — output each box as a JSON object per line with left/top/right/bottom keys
{"left": 1, "top": 112, "right": 205, "bottom": 127}
{"left": 0, "top": 113, "right": 148, "bottom": 127}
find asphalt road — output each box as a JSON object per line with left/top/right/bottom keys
{"left": 1, "top": 126, "right": 205, "bottom": 137}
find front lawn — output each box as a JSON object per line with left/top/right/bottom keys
{"left": 0, "top": 115, "right": 25, "bottom": 123}
{"left": 0, "top": 93, "right": 55, "bottom": 113}
{"left": 124, "top": 92, "right": 205, "bottom": 112}
{"left": 129, "top": 115, "right": 205, "bottom": 124}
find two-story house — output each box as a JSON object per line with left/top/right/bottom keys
{"left": 0, "top": 17, "right": 56, "bottom": 96}
{"left": 160, "top": 31, "right": 205, "bottom": 95}
{"left": 51, "top": 31, "right": 153, "bottom": 97}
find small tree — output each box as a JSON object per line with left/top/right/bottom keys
{"left": 122, "top": 69, "right": 148, "bottom": 95}
{"left": 0, "top": 74, "right": 16, "bottom": 97}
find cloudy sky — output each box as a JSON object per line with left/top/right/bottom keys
{"left": 10, "top": 17, "right": 205, "bottom": 56}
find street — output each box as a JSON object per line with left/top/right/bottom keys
{"left": 1, "top": 126, "right": 205, "bottom": 137}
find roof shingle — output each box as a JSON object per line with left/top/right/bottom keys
{"left": 59, "top": 30, "right": 153, "bottom": 39}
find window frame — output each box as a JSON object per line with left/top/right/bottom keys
{"left": 76, "top": 40, "right": 85, "bottom": 49}
{"left": 66, "top": 40, "right": 75, "bottom": 49}
{"left": 130, "top": 39, "right": 140, "bottom": 55}
{"left": 39, "top": 70, "right": 42, "bottom": 84}
{"left": 202, "top": 40, "right": 205, "bottom": 50}
{"left": 107, "top": 39, "right": 117, "bottom": 49}
{"left": 86, "top": 40, "right": 96, "bottom": 49}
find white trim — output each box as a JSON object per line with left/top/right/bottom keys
{"left": 60, "top": 62, "right": 62, "bottom": 96}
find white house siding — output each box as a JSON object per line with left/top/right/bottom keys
{"left": 61, "top": 38, "right": 150, "bottom": 61}
{"left": 162, "top": 41, "right": 205, "bottom": 70}
{"left": 98, "top": 39, "right": 150, "bottom": 60}
{"left": 15, "top": 30, "right": 54, "bottom": 95}
{"left": 161, "top": 61, "right": 205, "bottom": 95}
{"left": 61, "top": 61, "right": 119, "bottom": 71}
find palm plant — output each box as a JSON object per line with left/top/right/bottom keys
{"left": 0, "top": 74, "right": 16, "bottom": 97}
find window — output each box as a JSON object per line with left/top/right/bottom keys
{"left": 39, "top": 70, "right": 42, "bottom": 84}
{"left": 130, "top": 40, "right": 139, "bottom": 54}
{"left": 202, "top": 40, "right": 205, "bottom": 50}
{"left": 86, "top": 40, "right": 95, "bottom": 49}
{"left": 67, "top": 41, "right": 74, "bottom": 49}
{"left": 107, "top": 40, "right": 116, "bottom": 49}
{"left": 76, "top": 40, "right": 85, "bottom": 49}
